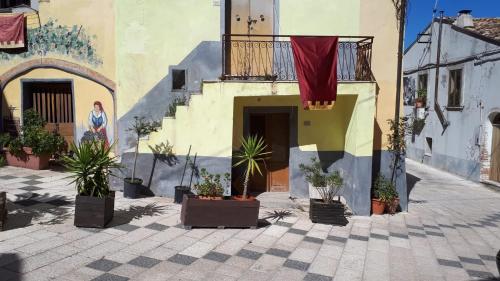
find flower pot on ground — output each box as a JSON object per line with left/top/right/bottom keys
{"left": 371, "top": 198, "right": 385, "bottom": 215}
{"left": 373, "top": 175, "right": 399, "bottom": 215}
{"left": 63, "top": 141, "right": 121, "bottom": 228}
{"left": 181, "top": 169, "right": 260, "bottom": 228}
{"left": 415, "top": 89, "right": 427, "bottom": 108}
{"left": 174, "top": 186, "right": 190, "bottom": 203}
{"left": 6, "top": 109, "right": 65, "bottom": 170}
{"left": 300, "top": 157, "right": 347, "bottom": 225}
{"left": 124, "top": 116, "right": 160, "bottom": 199}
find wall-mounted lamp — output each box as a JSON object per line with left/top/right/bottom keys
{"left": 260, "top": 15, "right": 265, "bottom": 21}
{"left": 236, "top": 14, "right": 241, "bottom": 21}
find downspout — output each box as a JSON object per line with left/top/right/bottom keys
{"left": 394, "top": 0, "right": 407, "bottom": 124}
{"left": 433, "top": 11, "right": 450, "bottom": 130}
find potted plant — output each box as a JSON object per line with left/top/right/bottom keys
{"left": 124, "top": 116, "right": 160, "bottom": 198}
{"left": 0, "top": 133, "right": 10, "bottom": 168}
{"left": 415, "top": 89, "right": 427, "bottom": 108}
{"left": 181, "top": 169, "right": 259, "bottom": 229}
{"left": 232, "top": 135, "right": 271, "bottom": 200}
{"left": 180, "top": 135, "right": 269, "bottom": 229}
{"left": 6, "top": 109, "right": 65, "bottom": 170}
{"left": 371, "top": 175, "right": 387, "bottom": 215}
{"left": 300, "top": 158, "right": 347, "bottom": 225}
{"left": 375, "top": 175, "right": 399, "bottom": 215}
{"left": 63, "top": 140, "right": 121, "bottom": 228}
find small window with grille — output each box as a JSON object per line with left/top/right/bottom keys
{"left": 172, "top": 69, "right": 187, "bottom": 91}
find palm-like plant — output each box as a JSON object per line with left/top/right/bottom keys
{"left": 63, "top": 141, "right": 121, "bottom": 198}
{"left": 233, "top": 135, "right": 271, "bottom": 199}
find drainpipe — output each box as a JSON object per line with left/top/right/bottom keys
{"left": 394, "top": 0, "right": 407, "bottom": 124}
{"left": 433, "top": 11, "right": 450, "bottom": 130}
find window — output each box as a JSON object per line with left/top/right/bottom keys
{"left": 418, "top": 73, "right": 428, "bottom": 91}
{"left": 448, "top": 69, "right": 462, "bottom": 107}
{"left": 0, "top": 0, "right": 30, "bottom": 8}
{"left": 172, "top": 69, "right": 187, "bottom": 91}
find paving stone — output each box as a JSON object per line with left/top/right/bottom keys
{"left": 303, "top": 236, "right": 323, "bottom": 244}
{"left": 0, "top": 175, "right": 17, "bottom": 180}
{"left": 250, "top": 254, "right": 286, "bottom": 273}
{"left": 266, "top": 248, "right": 292, "bottom": 258}
{"left": 458, "top": 256, "right": 484, "bottom": 265}
{"left": 24, "top": 175, "right": 43, "bottom": 180}
{"left": 289, "top": 228, "right": 308, "bottom": 235}
{"left": 408, "top": 231, "right": 426, "bottom": 238}
{"left": 406, "top": 224, "right": 424, "bottom": 230}
{"left": 144, "top": 223, "right": 169, "bottom": 231}
{"left": 22, "top": 180, "right": 44, "bottom": 185}
{"left": 237, "top": 249, "right": 263, "bottom": 260}
{"left": 283, "top": 259, "right": 310, "bottom": 271}
{"left": 303, "top": 273, "right": 332, "bottom": 281}
{"left": 91, "top": 273, "right": 129, "bottom": 281}
{"left": 369, "top": 233, "right": 389, "bottom": 240}
{"left": 478, "top": 254, "right": 496, "bottom": 261}
{"left": 14, "top": 199, "right": 40, "bottom": 207}
{"left": 425, "top": 231, "right": 445, "bottom": 237}
{"left": 204, "top": 251, "right": 232, "bottom": 263}
{"left": 326, "top": 235, "right": 347, "bottom": 243}
{"left": 86, "top": 259, "right": 122, "bottom": 272}
{"left": 19, "top": 186, "right": 42, "bottom": 192}
{"left": 389, "top": 232, "right": 409, "bottom": 239}
{"left": 348, "top": 234, "right": 369, "bottom": 241}
{"left": 127, "top": 256, "right": 161, "bottom": 268}
{"left": 437, "top": 258, "right": 463, "bottom": 268}
{"left": 465, "top": 269, "right": 496, "bottom": 279}
{"left": 168, "top": 254, "right": 197, "bottom": 265}
{"left": 111, "top": 224, "right": 140, "bottom": 232}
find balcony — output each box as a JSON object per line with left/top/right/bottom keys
{"left": 221, "top": 34, "right": 374, "bottom": 82}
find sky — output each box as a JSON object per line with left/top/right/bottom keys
{"left": 405, "top": 0, "right": 500, "bottom": 47}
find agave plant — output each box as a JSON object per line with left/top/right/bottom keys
{"left": 63, "top": 141, "right": 121, "bottom": 198}
{"left": 233, "top": 135, "right": 271, "bottom": 199}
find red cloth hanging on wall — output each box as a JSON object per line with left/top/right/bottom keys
{"left": 291, "top": 36, "right": 339, "bottom": 110}
{"left": 0, "top": 14, "right": 25, "bottom": 49}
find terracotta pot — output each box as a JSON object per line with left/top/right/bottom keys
{"left": 415, "top": 100, "right": 424, "bottom": 108}
{"left": 232, "top": 195, "right": 257, "bottom": 201}
{"left": 386, "top": 197, "right": 400, "bottom": 214}
{"left": 6, "top": 147, "right": 50, "bottom": 170}
{"left": 371, "top": 198, "right": 385, "bottom": 215}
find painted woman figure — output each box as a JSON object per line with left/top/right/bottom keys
{"left": 88, "top": 101, "right": 109, "bottom": 147}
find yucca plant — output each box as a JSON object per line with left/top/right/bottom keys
{"left": 233, "top": 135, "right": 271, "bottom": 199}
{"left": 63, "top": 141, "right": 121, "bottom": 198}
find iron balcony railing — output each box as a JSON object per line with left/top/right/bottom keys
{"left": 222, "top": 34, "right": 374, "bottom": 82}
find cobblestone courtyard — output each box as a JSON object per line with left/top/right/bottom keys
{"left": 0, "top": 159, "right": 499, "bottom": 281}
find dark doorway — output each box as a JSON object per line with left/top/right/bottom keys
{"left": 22, "top": 81, "right": 74, "bottom": 146}
{"left": 248, "top": 113, "right": 290, "bottom": 193}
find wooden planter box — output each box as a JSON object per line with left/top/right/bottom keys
{"left": 0, "top": 192, "right": 6, "bottom": 231}
{"left": 309, "top": 199, "right": 348, "bottom": 226}
{"left": 74, "top": 192, "right": 115, "bottom": 228}
{"left": 5, "top": 147, "right": 50, "bottom": 170}
{"left": 180, "top": 195, "right": 260, "bottom": 229}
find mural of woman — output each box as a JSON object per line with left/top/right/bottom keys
{"left": 88, "top": 101, "right": 109, "bottom": 147}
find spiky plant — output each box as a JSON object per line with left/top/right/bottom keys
{"left": 233, "top": 135, "right": 271, "bottom": 199}
{"left": 63, "top": 141, "right": 121, "bottom": 198}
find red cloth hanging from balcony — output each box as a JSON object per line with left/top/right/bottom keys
{"left": 291, "top": 36, "right": 339, "bottom": 110}
{"left": 0, "top": 14, "right": 25, "bottom": 49}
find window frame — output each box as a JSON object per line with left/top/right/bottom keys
{"left": 447, "top": 68, "right": 463, "bottom": 109}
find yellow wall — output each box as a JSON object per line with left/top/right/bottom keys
{"left": 115, "top": 0, "right": 220, "bottom": 118}
{"left": 360, "top": 0, "right": 400, "bottom": 150}
{"left": 279, "top": 0, "right": 360, "bottom": 36}
{"left": 2, "top": 69, "right": 115, "bottom": 144}
{"left": 145, "top": 81, "right": 376, "bottom": 158}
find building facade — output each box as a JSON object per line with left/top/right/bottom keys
{"left": 404, "top": 11, "right": 500, "bottom": 184}
{"left": 0, "top": 0, "right": 404, "bottom": 215}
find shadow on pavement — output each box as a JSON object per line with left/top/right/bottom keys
{"left": 0, "top": 253, "right": 22, "bottom": 280}
{"left": 108, "top": 203, "right": 168, "bottom": 227}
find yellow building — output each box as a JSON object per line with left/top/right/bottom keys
{"left": 0, "top": 0, "right": 405, "bottom": 215}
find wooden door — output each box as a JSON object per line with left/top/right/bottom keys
{"left": 490, "top": 125, "right": 500, "bottom": 182}
{"left": 248, "top": 113, "right": 290, "bottom": 193}
{"left": 23, "top": 82, "right": 74, "bottom": 148}
{"left": 266, "top": 113, "right": 289, "bottom": 192}
{"left": 228, "top": 0, "right": 274, "bottom": 77}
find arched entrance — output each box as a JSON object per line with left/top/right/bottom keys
{"left": 489, "top": 113, "right": 500, "bottom": 182}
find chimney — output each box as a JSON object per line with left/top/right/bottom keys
{"left": 455, "top": 10, "right": 474, "bottom": 28}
